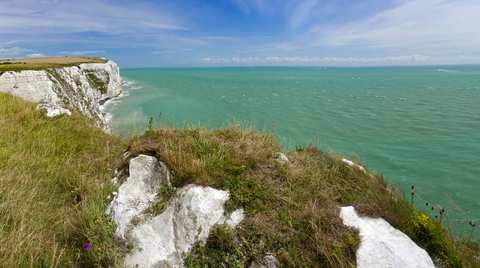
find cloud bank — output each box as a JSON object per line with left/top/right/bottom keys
{"left": 0, "top": 0, "right": 479, "bottom": 66}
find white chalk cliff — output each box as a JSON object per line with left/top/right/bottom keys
{"left": 0, "top": 60, "right": 122, "bottom": 130}
{"left": 340, "top": 206, "right": 435, "bottom": 268}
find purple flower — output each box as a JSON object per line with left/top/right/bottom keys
{"left": 83, "top": 241, "right": 93, "bottom": 252}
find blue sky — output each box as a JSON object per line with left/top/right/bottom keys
{"left": 1, "top": 0, "right": 480, "bottom": 67}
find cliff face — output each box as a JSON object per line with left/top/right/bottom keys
{"left": 0, "top": 60, "right": 122, "bottom": 130}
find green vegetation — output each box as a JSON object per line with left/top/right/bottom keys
{"left": 124, "top": 127, "right": 479, "bottom": 267}
{"left": 86, "top": 71, "right": 109, "bottom": 94}
{"left": 145, "top": 185, "right": 177, "bottom": 216}
{"left": 0, "top": 93, "right": 124, "bottom": 267}
{"left": 0, "top": 92, "right": 478, "bottom": 267}
{"left": 0, "top": 56, "right": 106, "bottom": 72}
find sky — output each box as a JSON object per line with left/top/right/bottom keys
{"left": 1, "top": 0, "right": 480, "bottom": 67}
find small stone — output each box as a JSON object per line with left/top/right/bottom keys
{"left": 226, "top": 208, "right": 245, "bottom": 228}
{"left": 342, "top": 158, "right": 366, "bottom": 173}
{"left": 276, "top": 152, "right": 289, "bottom": 164}
{"left": 250, "top": 254, "right": 279, "bottom": 268}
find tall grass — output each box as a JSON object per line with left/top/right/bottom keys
{"left": 0, "top": 93, "right": 124, "bottom": 266}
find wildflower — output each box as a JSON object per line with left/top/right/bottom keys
{"left": 439, "top": 208, "right": 445, "bottom": 215}
{"left": 83, "top": 241, "right": 93, "bottom": 252}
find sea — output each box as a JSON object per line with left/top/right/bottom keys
{"left": 106, "top": 66, "right": 480, "bottom": 237}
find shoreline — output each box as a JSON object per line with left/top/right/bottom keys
{"left": 100, "top": 79, "right": 130, "bottom": 128}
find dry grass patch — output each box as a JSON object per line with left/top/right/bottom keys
{"left": 0, "top": 56, "right": 106, "bottom": 72}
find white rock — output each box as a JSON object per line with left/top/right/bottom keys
{"left": 42, "top": 105, "right": 72, "bottom": 117}
{"left": 340, "top": 206, "right": 435, "bottom": 268}
{"left": 124, "top": 185, "right": 230, "bottom": 268}
{"left": 0, "top": 60, "right": 122, "bottom": 130}
{"left": 226, "top": 208, "right": 245, "bottom": 228}
{"left": 342, "top": 158, "right": 366, "bottom": 173}
{"left": 276, "top": 152, "right": 289, "bottom": 164}
{"left": 107, "top": 155, "right": 170, "bottom": 238}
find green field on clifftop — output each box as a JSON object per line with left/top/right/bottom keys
{"left": 0, "top": 56, "right": 106, "bottom": 73}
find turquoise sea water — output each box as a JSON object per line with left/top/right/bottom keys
{"left": 107, "top": 66, "right": 480, "bottom": 236}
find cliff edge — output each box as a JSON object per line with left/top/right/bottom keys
{"left": 0, "top": 59, "right": 122, "bottom": 130}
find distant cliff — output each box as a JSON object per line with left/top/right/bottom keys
{"left": 0, "top": 60, "right": 122, "bottom": 130}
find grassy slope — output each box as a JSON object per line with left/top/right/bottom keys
{"left": 0, "top": 93, "right": 124, "bottom": 267}
{"left": 0, "top": 93, "right": 478, "bottom": 267}
{"left": 0, "top": 56, "right": 106, "bottom": 72}
{"left": 126, "top": 128, "right": 479, "bottom": 268}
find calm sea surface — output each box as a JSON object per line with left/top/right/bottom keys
{"left": 107, "top": 66, "right": 480, "bottom": 236}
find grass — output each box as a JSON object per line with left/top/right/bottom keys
{"left": 0, "top": 94, "right": 478, "bottom": 267}
{"left": 125, "top": 127, "right": 480, "bottom": 268}
{"left": 0, "top": 56, "right": 106, "bottom": 72}
{"left": 0, "top": 93, "right": 124, "bottom": 267}
{"left": 86, "top": 71, "right": 109, "bottom": 94}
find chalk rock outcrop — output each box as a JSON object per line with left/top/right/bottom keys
{"left": 0, "top": 60, "right": 122, "bottom": 129}
{"left": 125, "top": 185, "right": 232, "bottom": 268}
{"left": 340, "top": 206, "right": 435, "bottom": 268}
{"left": 107, "top": 154, "right": 245, "bottom": 268}
{"left": 107, "top": 154, "right": 171, "bottom": 238}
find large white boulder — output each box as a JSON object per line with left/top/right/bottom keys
{"left": 107, "top": 154, "right": 245, "bottom": 268}
{"left": 107, "top": 154, "right": 171, "bottom": 238}
{"left": 124, "top": 185, "right": 233, "bottom": 268}
{"left": 340, "top": 206, "right": 435, "bottom": 268}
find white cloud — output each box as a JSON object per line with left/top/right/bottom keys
{"left": 308, "top": 0, "right": 480, "bottom": 55}
{"left": 201, "top": 54, "right": 480, "bottom": 65}
{"left": 26, "top": 53, "right": 46, "bottom": 58}
{"left": 2, "top": 0, "right": 480, "bottom": 66}
{"left": 59, "top": 50, "right": 105, "bottom": 56}
{"left": 0, "top": 0, "right": 186, "bottom": 35}
{"left": 288, "top": 0, "right": 319, "bottom": 29}
{"left": 152, "top": 48, "right": 193, "bottom": 55}
{"left": 0, "top": 46, "right": 30, "bottom": 58}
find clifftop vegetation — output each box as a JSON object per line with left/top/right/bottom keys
{"left": 0, "top": 92, "right": 478, "bottom": 267}
{"left": 0, "top": 93, "right": 124, "bottom": 266}
{"left": 0, "top": 56, "right": 106, "bottom": 72}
